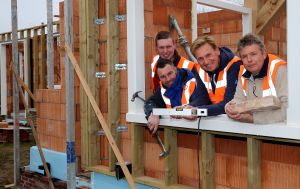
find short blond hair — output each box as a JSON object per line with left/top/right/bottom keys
{"left": 191, "top": 35, "right": 217, "bottom": 56}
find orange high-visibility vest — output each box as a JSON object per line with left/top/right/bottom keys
{"left": 239, "top": 54, "right": 287, "bottom": 97}
{"left": 160, "top": 78, "right": 197, "bottom": 108}
{"left": 196, "top": 56, "right": 240, "bottom": 104}
{"left": 151, "top": 55, "right": 195, "bottom": 92}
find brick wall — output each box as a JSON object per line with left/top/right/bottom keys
{"left": 197, "top": 9, "right": 287, "bottom": 60}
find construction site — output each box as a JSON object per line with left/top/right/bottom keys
{"left": 0, "top": 0, "right": 299, "bottom": 189}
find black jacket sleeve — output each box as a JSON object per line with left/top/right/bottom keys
{"left": 144, "top": 88, "right": 166, "bottom": 120}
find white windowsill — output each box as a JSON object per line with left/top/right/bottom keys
{"left": 126, "top": 112, "right": 300, "bottom": 140}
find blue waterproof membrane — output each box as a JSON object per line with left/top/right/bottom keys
{"left": 91, "top": 172, "right": 158, "bottom": 189}
{"left": 29, "top": 146, "right": 67, "bottom": 181}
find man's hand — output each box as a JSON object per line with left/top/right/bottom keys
{"left": 170, "top": 105, "right": 198, "bottom": 121}
{"left": 148, "top": 113, "right": 160, "bottom": 135}
{"left": 225, "top": 101, "right": 254, "bottom": 123}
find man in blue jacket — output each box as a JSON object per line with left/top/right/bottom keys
{"left": 144, "top": 58, "right": 209, "bottom": 134}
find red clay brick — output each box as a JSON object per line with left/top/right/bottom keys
{"left": 144, "top": 0, "right": 154, "bottom": 12}
{"left": 153, "top": 6, "right": 168, "bottom": 25}
{"left": 223, "top": 20, "right": 238, "bottom": 34}
{"left": 119, "top": 21, "right": 127, "bottom": 39}
{"left": 265, "top": 40, "right": 279, "bottom": 54}
{"left": 210, "top": 22, "right": 223, "bottom": 34}
{"left": 119, "top": 69, "right": 128, "bottom": 89}
{"left": 118, "top": 0, "right": 126, "bottom": 15}
{"left": 120, "top": 89, "right": 128, "bottom": 114}
{"left": 119, "top": 38, "right": 127, "bottom": 63}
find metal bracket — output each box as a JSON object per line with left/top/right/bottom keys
{"left": 95, "top": 72, "right": 106, "bottom": 78}
{"left": 115, "top": 64, "right": 127, "bottom": 70}
{"left": 114, "top": 15, "right": 126, "bottom": 22}
{"left": 95, "top": 18, "right": 105, "bottom": 25}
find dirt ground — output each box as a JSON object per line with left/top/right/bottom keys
{"left": 0, "top": 141, "right": 32, "bottom": 188}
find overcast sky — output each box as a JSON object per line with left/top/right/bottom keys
{"left": 0, "top": 0, "right": 63, "bottom": 33}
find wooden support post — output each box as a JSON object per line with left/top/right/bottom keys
{"left": 19, "top": 31, "right": 24, "bottom": 39}
{"left": 65, "top": 45, "right": 136, "bottom": 189}
{"left": 106, "top": 0, "right": 121, "bottom": 171}
{"left": 64, "top": 0, "right": 76, "bottom": 188}
{"left": 202, "top": 132, "right": 215, "bottom": 189}
{"left": 47, "top": 0, "right": 54, "bottom": 89}
{"left": 244, "top": 0, "right": 259, "bottom": 33}
{"left": 79, "top": 0, "right": 100, "bottom": 168}
{"left": 11, "top": 0, "right": 20, "bottom": 188}
{"left": 26, "top": 29, "right": 32, "bottom": 107}
{"left": 131, "top": 123, "right": 144, "bottom": 178}
{"left": 247, "top": 137, "right": 261, "bottom": 189}
{"left": 164, "top": 128, "right": 178, "bottom": 186}
{"left": 39, "top": 26, "right": 46, "bottom": 89}
{"left": 33, "top": 29, "right": 39, "bottom": 92}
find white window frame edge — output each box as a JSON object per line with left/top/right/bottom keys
{"left": 126, "top": 1, "right": 300, "bottom": 140}
{"left": 0, "top": 39, "right": 28, "bottom": 116}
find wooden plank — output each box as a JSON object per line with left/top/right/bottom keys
{"left": 11, "top": 0, "right": 20, "bottom": 187}
{"left": 65, "top": 44, "right": 136, "bottom": 189}
{"left": 79, "top": 0, "right": 100, "bottom": 168}
{"left": 247, "top": 137, "right": 261, "bottom": 189}
{"left": 164, "top": 128, "right": 178, "bottom": 186}
{"left": 39, "top": 26, "right": 46, "bottom": 89}
{"left": 256, "top": 0, "right": 286, "bottom": 34}
{"left": 202, "top": 132, "right": 215, "bottom": 189}
{"left": 131, "top": 123, "right": 144, "bottom": 178}
{"left": 47, "top": 0, "right": 54, "bottom": 89}
{"left": 106, "top": 0, "right": 120, "bottom": 171}
{"left": 26, "top": 29, "right": 32, "bottom": 107}
{"left": 33, "top": 29, "right": 39, "bottom": 92}
{"left": 244, "top": 0, "right": 259, "bottom": 33}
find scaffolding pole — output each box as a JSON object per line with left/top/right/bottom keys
{"left": 11, "top": 0, "right": 20, "bottom": 188}
{"left": 64, "top": 0, "right": 76, "bottom": 188}
{"left": 47, "top": 0, "right": 54, "bottom": 89}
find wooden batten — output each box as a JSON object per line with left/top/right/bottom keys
{"left": 33, "top": 29, "right": 39, "bottom": 92}
{"left": 164, "top": 128, "right": 178, "bottom": 186}
{"left": 247, "top": 137, "right": 261, "bottom": 189}
{"left": 106, "top": 0, "right": 121, "bottom": 171}
{"left": 78, "top": 0, "right": 100, "bottom": 168}
{"left": 202, "top": 132, "right": 215, "bottom": 189}
{"left": 131, "top": 123, "right": 145, "bottom": 178}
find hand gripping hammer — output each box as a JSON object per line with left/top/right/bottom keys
{"left": 131, "top": 91, "right": 169, "bottom": 157}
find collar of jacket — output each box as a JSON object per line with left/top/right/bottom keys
{"left": 163, "top": 68, "right": 193, "bottom": 99}
{"left": 173, "top": 49, "right": 181, "bottom": 66}
{"left": 242, "top": 55, "right": 269, "bottom": 79}
{"left": 206, "top": 47, "right": 235, "bottom": 77}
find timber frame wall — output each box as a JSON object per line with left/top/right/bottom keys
{"left": 0, "top": 22, "right": 60, "bottom": 116}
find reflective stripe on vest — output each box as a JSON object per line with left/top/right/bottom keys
{"left": 160, "top": 78, "right": 196, "bottom": 108}
{"left": 239, "top": 54, "right": 287, "bottom": 97}
{"left": 151, "top": 55, "right": 160, "bottom": 78}
{"left": 197, "top": 56, "right": 240, "bottom": 104}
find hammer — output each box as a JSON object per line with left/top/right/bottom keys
{"left": 131, "top": 91, "right": 169, "bottom": 157}
{"left": 131, "top": 91, "right": 145, "bottom": 102}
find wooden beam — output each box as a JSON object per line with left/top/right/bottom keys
{"left": 39, "top": 26, "right": 46, "bottom": 89}
{"left": 65, "top": 44, "right": 136, "bottom": 189}
{"left": 247, "top": 137, "right": 261, "bottom": 189}
{"left": 106, "top": 0, "right": 121, "bottom": 171}
{"left": 256, "top": 0, "right": 286, "bottom": 34}
{"left": 46, "top": 0, "right": 54, "bottom": 89}
{"left": 79, "top": 0, "right": 100, "bottom": 168}
{"left": 164, "top": 128, "right": 178, "bottom": 186}
{"left": 11, "top": 0, "right": 20, "bottom": 187}
{"left": 64, "top": 0, "right": 76, "bottom": 188}
{"left": 33, "top": 29, "right": 39, "bottom": 92}
{"left": 244, "top": 0, "right": 259, "bottom": 33}
{"left": 131, "top": 123, "right": 145, "bottom": 178}
{"left": 202, "top": 132, "right": 215, "bottom": 189}
{"left": 26, "top": 29, "right": 32, "bottom": 107}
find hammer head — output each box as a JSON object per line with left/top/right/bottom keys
{"left": 131, "top": 91, "right": 142, "bottom": 102}
{"left": 159, "top": 147, "right": 170, "bottom": 158}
